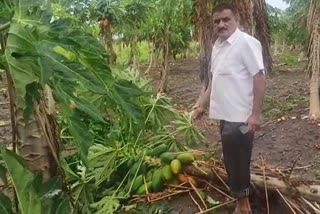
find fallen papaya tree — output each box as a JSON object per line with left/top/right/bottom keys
{"left": 129, "top": 149, "right": 320, "bottom": 214}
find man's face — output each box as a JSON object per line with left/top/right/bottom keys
{"left": 213, "top": 9, "right": 237, "bottom": 40}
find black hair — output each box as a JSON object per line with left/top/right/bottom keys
{"left": 212, "top": 3, "right": 236, "bottom": 15}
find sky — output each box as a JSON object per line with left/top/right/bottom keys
{"left": 266, "top": 0, "right": 289, "bottom": 10}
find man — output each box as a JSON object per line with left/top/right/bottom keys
{"left": 192, "top": 3, "right": 266, "bottom": 214}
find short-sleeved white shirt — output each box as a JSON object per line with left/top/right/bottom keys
{"left": 209, "top": 28, "right": 264, "bottom": 122}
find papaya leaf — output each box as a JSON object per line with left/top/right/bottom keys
{"left": 68, "top": 112, "right": 93, "bottom": 164}
{"left": 113, "top": 80, "right": 143, "bottom": 122}
{"left": 1, "top": 148, "right": 41, "bottom": 214}
{"left": 91, "top": 196, "right": 120, "bottom": 214}
{"left": 88, "top": 144, "right": 118, "bottom": 185}
{"left": 0, "top": 191, "right": 13, "bottom": 214}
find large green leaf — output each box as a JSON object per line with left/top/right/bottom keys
{"left": 0, "top": 191, "right": 13, "bottom": 214}
{"left": 1, "top": 149, "right": 69, "bottom": 214}
{"left": 1, "top": 148, "right": 41, "bottom": 214}
{"left": 88, "top": 144, "right": 118, "bottom": 185}
{"left": 113, "top": 80, "right": 143, "bottom": 122}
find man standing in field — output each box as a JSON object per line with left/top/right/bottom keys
{"left": 192, "top": 3, "right": 266, "bottom": 214}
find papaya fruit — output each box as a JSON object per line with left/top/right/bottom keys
{"left": 170, "top": 159, "right": 182, "bottom": 174}
{"left": 136, "top": 181, "right": 152, "bottom": 195}
{"left": 131, "top": 175, "right": 143, "bottom": 192}
{"left": 177, "top": 152, "right": 194, "bottom": 164}
{"left": 161, "top": 165, "right": 173, "bottom": 181}
{"left": 160, "top": 152, "right": 176, "bottom": 164}
{"left": 147, "top": 144, "right": 167, "bottom": 157}
{"left": 152, "top": 169, "right": 164, "bottom": 192}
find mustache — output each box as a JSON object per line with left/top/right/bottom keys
{"left": 218, "top": 28, "right": 227, "bottom": 32}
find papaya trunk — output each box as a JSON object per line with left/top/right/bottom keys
{"left": 307, "top": 0, "right": 320, "bottom": 120}
{"left": 158, "top": 27, "right": 170, "bottom": 93}
{"left": 101, "top": 22, "right": 117, "bottom": 65}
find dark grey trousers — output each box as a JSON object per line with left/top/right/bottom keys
{"left": 220, "top": 120, "right": 254, "bottom": 199}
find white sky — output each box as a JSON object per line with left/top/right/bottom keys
{"left": 266, "top": 0, "right": 289, "bottom": 10}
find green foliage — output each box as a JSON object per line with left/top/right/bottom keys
{"left": 1, "top": 148, "right": 69, "bottom": 214}
{"left": 0, "top": 191, "right": 13, "bottom": 214}
{"left": 263, "top": 93, "right": 307, "bottom": 120}
{"left": 280, "top": 53, "right": 299, "bottom": 65}
{"left": 91, "top": 196, "right": 120, "bottom": 214}
{"left": 267, "top": 0, "right": 309, "bottom": 49}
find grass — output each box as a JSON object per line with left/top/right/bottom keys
{"left": 263, "top": 93, "right": 307, "bottom": 120}
{"left": 280, "top": 53, "right": 299, "bottom": 66}
{"left": 114, "top": 41, "right": 200, "bottom": 66}
{"left": 114, "top": 41, "right": 150, "bottom": 65}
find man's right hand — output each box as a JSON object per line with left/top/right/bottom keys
{"left": 192, "top": 106, "right": 205, "bottom": 121}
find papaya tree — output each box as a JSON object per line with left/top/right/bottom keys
{"left": 155, "top": 0, "right": 193, "bottom": 93}
{"left": 307, "top": 0, "right": 320, "bottom": 119}
{"left": 118, "top": 0, "right": 152, "bottom": 69}
{"left": 93, "top": 0, "right": 124, "bottom": 65}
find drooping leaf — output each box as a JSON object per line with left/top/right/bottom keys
{"left": 1, "top": 148, "right": 41, "bottom": 214}
{"left": 113, "top": 80, "right": 143, "bottom": 122}
{"left": 32, "top": 176, "right": 70, "bottom": 214}
{"left": 0, "top": 191, "right": 13, "bottom": 214}
{"left": 88, "top": 144, "right": 118, "bottom": 185}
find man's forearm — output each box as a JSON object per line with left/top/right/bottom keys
{"left": 252, "top": 71, "right": 265, "bottom": 116}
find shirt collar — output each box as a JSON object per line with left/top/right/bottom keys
{"left": 226, "top": 28, "right": 241, "bottom": 44}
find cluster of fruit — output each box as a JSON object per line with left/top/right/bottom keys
{"left": 130, "top": 144, "right": 195, "bottom": 195}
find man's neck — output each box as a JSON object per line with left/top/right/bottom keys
{"left": 219, "top": 28, "right": 237, "bottom": 42}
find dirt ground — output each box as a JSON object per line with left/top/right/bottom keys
{"left": 1, "top": 56, "right": 319, "bottom": 213}
{"left": 146, "top": 57, "right": 320, "bottom": 213}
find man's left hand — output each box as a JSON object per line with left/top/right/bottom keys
{"left": 247, "top": 114, "right": 261, "bottom": 133}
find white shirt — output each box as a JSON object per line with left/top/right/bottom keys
{"left": 209, "top": 28, "right": 264, "bottom": 122}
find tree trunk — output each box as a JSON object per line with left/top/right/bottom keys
{"left": 197, "top": 0, "right": 216, "bottom": 92}
{"left": 1, "top": 32, "right": 60, "bottom": 180}
{"left": 16, "top": 104, "right": 60, "bottom": 180}
{"left": 145, "top": 42, "right": 154, "bottom": 74}
{"left": 101, "top": 20, "right": 117, "bottom": 65}
{"left": 307, "top": 0, "right": 320, "bottom": 119}
{"left": 158, "top": 27, "right": 170, "bottom": 93}
{"left": 274, "top": 37, "right": 279, "bottom": 56}
{"left": 253, "top": 0, "right": 273, "bottom": 74}
{"left": 232, "top": 0, "right": 254, "bottom": 34}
